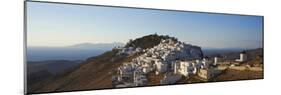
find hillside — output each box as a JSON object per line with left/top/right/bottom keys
{"left": 28, "top": 34, "right": 180, "bottom": 93}
{"left": 27, "top": 60, "right": 82, "bottom": 74}
{"left": 27, "top": 60, "right": 83, "bottom": 92}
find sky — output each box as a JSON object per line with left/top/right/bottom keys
{"left": 26, "top": 2, "right": 263, "bottom": 49}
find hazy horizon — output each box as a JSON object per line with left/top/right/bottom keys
{"left": 27, "top": 42, "right": 125, "bottom": 47}
{"left": 26, "top": 41, "right": 262, "bottom": 50}
{"left": 27, "top": 2, "right": 263, "bottom": 49}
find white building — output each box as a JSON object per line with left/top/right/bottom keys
{"left": 236, "top": 51, "right": 247, "bottom": 62}
{"left": 214, "top": 56, "right": 222, "bottom": 65}
{"left": 173, "top": 61, "right": 195, "bottom": 76}
{"left": 155, "top": 60, "right": 168, "bottom": 75}
{"left": 119, "top": 47, "right": 143, "bottom": 55}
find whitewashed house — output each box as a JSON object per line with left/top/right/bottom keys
{"left": 214, "top": 56, "right": 223, "bottom": 65}
{"left": 155, "top": 60, "right": 168, "bottom": 75}
{"left": 236, "top": 51, "right": 247, "bottom": 62}
{"left": 172, "top": 61, "right": 195, "bottom": 76}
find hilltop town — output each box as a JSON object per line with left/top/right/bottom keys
{"left": 112, "top": 35, "right": 263, "bottom": 87}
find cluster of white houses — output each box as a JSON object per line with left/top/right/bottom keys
{"left": 113, "top": 39, "right": 248, "bottom": 87}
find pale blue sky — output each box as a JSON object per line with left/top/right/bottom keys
{"left": 26, "top": 2, "right": 263, "bottom": 49}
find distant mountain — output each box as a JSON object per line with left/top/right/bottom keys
{"left": 69, "top": 42, "right": 124, "bottom": 49}
{"left": 27, "top": 42, "right": 124, "bottom": 61}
